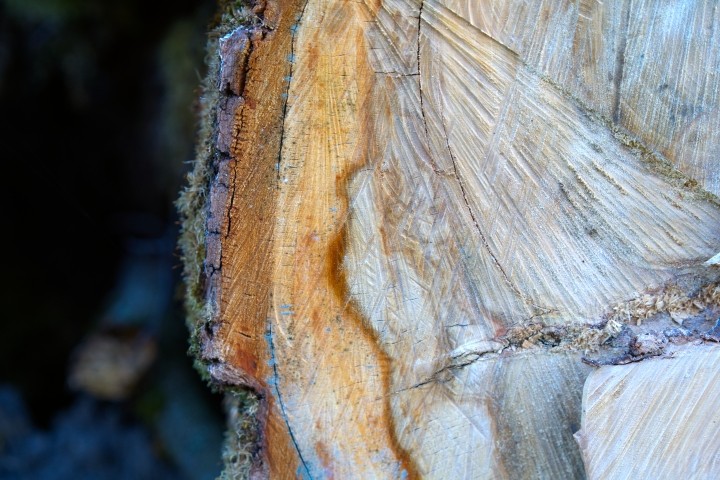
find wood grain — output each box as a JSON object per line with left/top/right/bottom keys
{"left": 201, "top": 0, "right": 720, "bottom": 477}
{"left": 441, "top": 0, "right": 720, "bottom": 195}
{"left": 577, "top": 344, "right": 720, "bottom": 479}
{"left": 203, "top": 1, "right": 307, "bottom": 477}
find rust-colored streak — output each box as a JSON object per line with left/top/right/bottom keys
{"left": 315, "top": 442, "right": 335, "bottom": 480}
{"left": 328, "top": 173, "right": 422, "bottom": 480}
{"left": 268, "top": 0, "right": 424, "bottom": 476}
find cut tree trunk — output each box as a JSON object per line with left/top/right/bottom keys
{"left": 182, "top": 0, "right": 720, "bottom": 478}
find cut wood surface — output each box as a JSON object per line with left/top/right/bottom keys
{"left": 192, "top": 0, "right": 720, "bottom": 478}
{"left": 577, "top": 344, "right": 720, "bottom": 479}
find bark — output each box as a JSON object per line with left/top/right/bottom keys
{"left": 179, "top": 1, "right": 720, "bottom": 478}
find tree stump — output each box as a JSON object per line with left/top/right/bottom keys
{"left": 179, "top": 1, "right": 720, "bottom": 478}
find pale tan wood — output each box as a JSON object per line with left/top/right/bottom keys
{"left": 442, "top": 0, "right": 720, "bottom": 196}
{"left": 195, "top": 0, "right": 720, "bottom": 477}
{"left": 576, "top": 344, "right": 720, "bottom": 479}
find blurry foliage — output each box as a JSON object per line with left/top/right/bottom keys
{"left": 0, "top": 0, "right": 226, "bottom": 478}
{"left": 0, "top": 0, "right": 211, "bottom": 420}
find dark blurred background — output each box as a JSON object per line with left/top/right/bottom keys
{"left": 0, "top": 0, "right": 226, "bottom": 478}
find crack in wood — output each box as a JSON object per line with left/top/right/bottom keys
{"left": 276, "top": 0, "right": 311, "bottom": 184}
{"left": 265, "top": 321, "right": 312, "bottom": 478}
{"left": 270, "top": 1, "right": 313, "bottom": 476}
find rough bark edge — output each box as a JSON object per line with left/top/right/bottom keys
{"left": 176, "top": 0, "right": 260, "bottom": 376}
{"left": 176, "top": 2, "right": 265, "bottom": 479}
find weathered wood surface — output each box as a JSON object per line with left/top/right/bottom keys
{"left": 577, "top": 344, "right": 720, "bottom": 479}
{"left": 195, "top": 0, "right": 720, "bottom": 477}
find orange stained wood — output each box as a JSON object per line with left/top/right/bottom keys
{"left": 269, "top": 0, "right": 417, "bottom": 477}
{"left": 212, "top": 0, "right": 416, "bottom": 477}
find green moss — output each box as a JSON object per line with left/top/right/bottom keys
{"left": 175, "top": 39, "right": 218, "bottom": 381}
{"left": 218, "top": 388, "right": 262, "bottom": 480}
